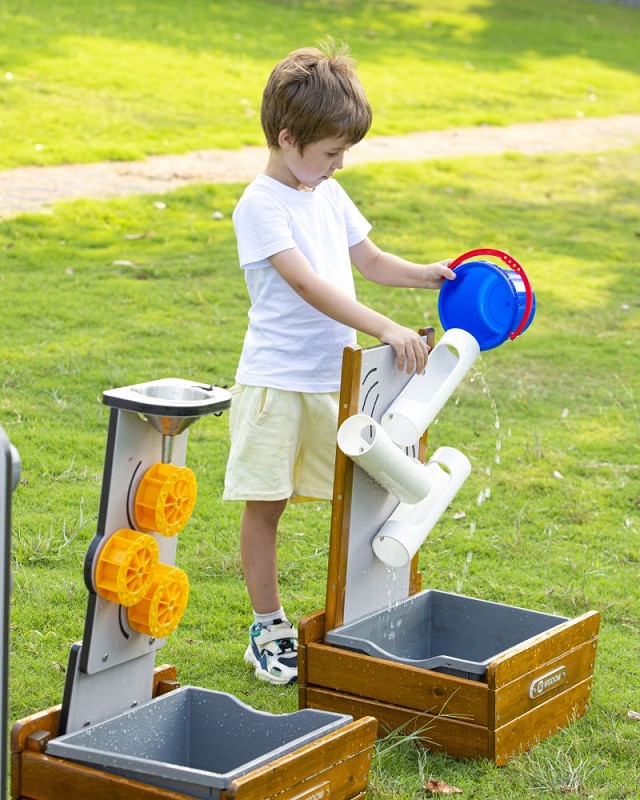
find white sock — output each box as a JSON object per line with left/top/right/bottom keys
{"left": 253, "top": 607, "right": 287, "bottom": 627}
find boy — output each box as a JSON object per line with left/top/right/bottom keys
{"left": 224, "top": 41, "right": 455, "bottom": 685}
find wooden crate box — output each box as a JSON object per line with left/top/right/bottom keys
{"left": 12, "top": 666, "right": 378, "bottom": 800}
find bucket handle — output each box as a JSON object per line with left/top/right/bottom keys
{"left": 448, "top": 248, "right": 534, "bottom": 341}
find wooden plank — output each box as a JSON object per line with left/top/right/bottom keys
{"left": 492, "top": 638, "right": 597, "bottom": 728}
{"left": 492, "top": 677, "right": 594, "bottom": 765}
{"left": 305, "top": 641, "right": 488, "bottom": 725}
{"left": 11, "top": 707, "right": 61, "bottom": 755}
{"left": 305, "top": 686, "right": 490, "bottom": 762}
{"left": 15, "top": 751, "right": 193, "bottom": 800}
{"left": 325, "top": 346, "right": 362, "bottom": 634}
{"left": 226, "top": 717, "right": 377, "bottom": 800}
{"left": 298, "top": 610, "right": 324, "bottom": 709}
{"left": 487, "top": 611, "right": 600, "bottom": 689}
{"left": 152, "top": 664, "right": 178, "bottom": 690}
{"left": 407, "top": 329, "right": 434, "bottom": 598}
{"left": 418, "top": 328, "right": 436, "bottom": 350}
{"left": 299, "top": 610, "right": 325, "bottom": 647}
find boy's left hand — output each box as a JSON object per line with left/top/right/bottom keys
{"left": 423, "top": 259, "right": 456, "bottom": 289}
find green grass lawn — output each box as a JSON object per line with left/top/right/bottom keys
{"left": 0, "top": 0, "right": 639, "bottom": 168}
{"left": 2, "top": 145, "right": 638, "bottom": 798}
{"left": 2, "top": 0, "right": 639, "bottom": 795}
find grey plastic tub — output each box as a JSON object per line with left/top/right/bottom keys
{"left": 47, "top": 686, "right": 352, "bottom": 799}
{"left": 325, "top": 589, "right": 568, "bottom": 680}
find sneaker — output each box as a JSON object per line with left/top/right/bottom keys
{"left": 244, "top": 619, "right": 298, "bottom": 685}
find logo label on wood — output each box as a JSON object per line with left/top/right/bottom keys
{"left": 529, "top": 665, "right": 568, "bottom": 699}
{"left": 292, "top": 782, "right": 331, "bottom": 800}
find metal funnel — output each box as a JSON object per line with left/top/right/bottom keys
{"left": 132, "top": 384, "right": 214, "bottom": 437}
{"left": 103, "top": 379, "right": 232, "bottom": 463}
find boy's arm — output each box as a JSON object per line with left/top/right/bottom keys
{"left": 270, "top": 247, "right": 429, "bottom": 374}
{"left": 350, "top": 236, "right": 455, "bottom": 289}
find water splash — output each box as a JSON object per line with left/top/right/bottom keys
{"left": 469, "top": 357, "right": 502, "bottom": 499}
{"left": 456, "top": 550, "right": 474, "bottom": 593}
{"left": 385, "top": 566, "right": 401, "bottom": 612}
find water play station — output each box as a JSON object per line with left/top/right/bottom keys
{"left": 6, "top": 250, "right": 599, "bottom": 797}
{"left": 9, "top": 379, "right": 376, "bottom": 800}
{"left": 298, "top": 251, "right": 600, "bottom": 764}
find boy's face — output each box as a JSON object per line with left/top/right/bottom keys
{"left": 276, "top": 131, "right": 352, "bottom": 190}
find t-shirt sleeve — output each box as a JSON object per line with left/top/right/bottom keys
{"left": 331, "top": 180, "right": 372, "bottom": 247}
{"left": 233, "top": 193, "right": 294, "bottom": 269}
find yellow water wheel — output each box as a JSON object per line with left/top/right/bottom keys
{"left": 127, "top": 563, "right": 190, "bottom": 639}
{"left": 134, "top": 462, "right": 197, "bottom": 537}
{"left": 94, "top": 528, "right": 159, "bottom": 607}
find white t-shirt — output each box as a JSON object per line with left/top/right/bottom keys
{"left": 232, "top": 174, "right": 372, "bottom": 392}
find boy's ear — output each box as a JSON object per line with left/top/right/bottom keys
{"left": 278, "top": 129, "right": 297, "bottom": 150}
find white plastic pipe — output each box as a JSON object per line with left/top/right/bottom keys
{"left": 372, "top": 446, "right": 471, "bottom": 569}
{"left": 381, "top": 328, "right": 480, "bottom": 447}
{"left": 337, "top": 414, "right": 433, "bottom": 504}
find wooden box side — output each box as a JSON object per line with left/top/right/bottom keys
{"left": 492, "top": 677, "right": 594, "bottom": 765}
{"left": 14, "top": 751, "right": 191, "bottom": 800}
{"left": 492, "top": 636, "right": 598, "bottom": 728}
{"left": 487, "top": 611, "right": 600, "bottom": 690}
{"left": 305, "top": 686, "right": 491, "bottom": 762}
{"left": 226, "top": 716, "right": 377, "bottom": 800}
{"left": 304, "top": 641, "right": 489, "bottom": 726}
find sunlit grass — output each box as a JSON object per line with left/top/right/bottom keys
{"left": 1, "top": 0, "right": 639, "bottom": 167}
{"left": 2, "top": 144, "right": 639, "bottom": 797}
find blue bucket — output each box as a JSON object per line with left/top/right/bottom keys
{"left": 438, "top": 249, "right": 536, "bottom": 351}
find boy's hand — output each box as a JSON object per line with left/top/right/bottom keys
{"left": 422, "top": 259, "right": 456, "bottom": 289}
{"left": 379, "top": 322, "right": 430, "bottom": 375}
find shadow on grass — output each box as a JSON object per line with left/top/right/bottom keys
{"left": 2, "top": 0, "right": 638, "bottom": 76}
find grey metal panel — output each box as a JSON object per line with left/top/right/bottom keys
{"left": 61, "top": 643, "right": 156, "bottom": 733}
{"left": 81, "top": 409, "right": 186, "bottom": 677}
{"left": 342, "top": 342, "right": 422, "bottom": 624}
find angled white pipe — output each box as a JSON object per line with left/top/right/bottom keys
{"left": 381, "top": 328, "right": 480, "bottom": 447}
{"left": 337, "top": 414, "right": 433, "bottom": 505}
{"left": 372, "top": 446, "right": 471, "bottom": 569}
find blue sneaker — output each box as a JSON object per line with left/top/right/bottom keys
{"left": 244, "top": 619, "right": 298, "bottom": 685}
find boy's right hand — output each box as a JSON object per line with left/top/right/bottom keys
{"left": 379, "top": 322, "right": 430, "bottom": 375}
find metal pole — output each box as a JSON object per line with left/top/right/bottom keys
{"left": 0, "top": 427, "right": 20, "bottom": 800}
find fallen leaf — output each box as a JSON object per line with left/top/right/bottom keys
{"left": 124, "top": 231, "right": 155, "bottom": 240}
{"left": 153, "top": 201, "right": 167, "bottom": 209}
{"left": 560, "top": 408, "right": 569, "bottom": 419}
{"left": 184, "top": 638, "right": 203, "bottom": 646}
{"left": 424, "top": 778, "right": 462, "bottom": 795}
{"left": 628, "top": 709, "right": 640, "bottom": 721}
{"left": 553, "top": 470, "right": 564, "bottom": 480}
{"left": 452, "top": 510, "right": 466, "bottom": 520}
{"left": 112, "top": 259, "right": 137, "bottom": 267}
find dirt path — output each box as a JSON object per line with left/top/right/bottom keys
{"left": 1, "top": 114, "right": 639, "bottom": 218}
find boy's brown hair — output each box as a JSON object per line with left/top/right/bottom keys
{"left": 261, "top": 40, "right": 372, "bottom": 152}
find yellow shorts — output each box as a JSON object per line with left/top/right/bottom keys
{"left": 223, "top": 384, "right": 339, "bottom": 502}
